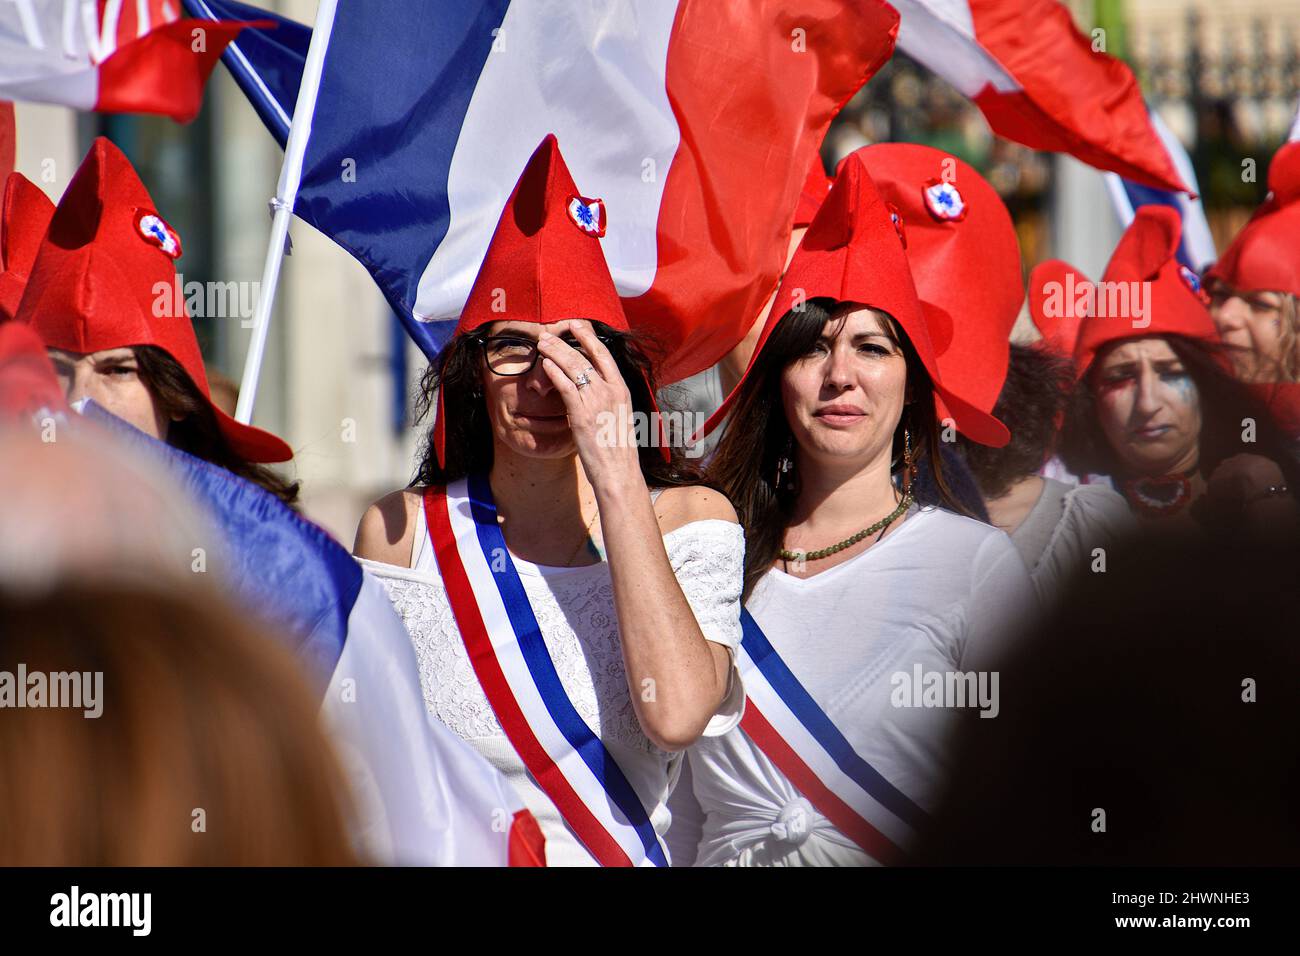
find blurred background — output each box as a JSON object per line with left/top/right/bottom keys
{"left": 11, "top": 0, "right": 1300, "bottom": 541}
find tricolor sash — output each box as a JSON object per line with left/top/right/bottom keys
{"left": 426, "top": 475, "right": 669, "bottom": 867}
{"left": 738, "top": 609, "right": 928, "bottom": 864}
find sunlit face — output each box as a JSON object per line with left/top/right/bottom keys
{"left": 1091, "top": 337, "right": 1201, "bottom": 477}
{"left": 476, "top": 320, "right": 605, "bottom": 460}
{"left": 1207, "top": 281, "right": 1287, "bottom": 381}
{"left": 47, "top": 347, "right": 172, "bottom": 439}
{"left": 780, "top": 307, "right": 910, "bottom": 471}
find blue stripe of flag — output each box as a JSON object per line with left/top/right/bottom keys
{"left": 185, "top": 0, "right": 479, "bottom": 360}
{"left": 740, "top": 608, "right": 929, "bottom": 831}
{"left": 465, "top": 472, "right": 668, "bottom": 866}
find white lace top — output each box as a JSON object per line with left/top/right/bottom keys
{"left": 360, "top": 489, "right": 746, "bottom": 866}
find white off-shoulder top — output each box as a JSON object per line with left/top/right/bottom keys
{"left": 360, "top": 489, "right": 746, "bottom": 866}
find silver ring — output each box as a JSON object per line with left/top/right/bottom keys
{"left": 574, "top": 371, "right": 590, "bottom": 389}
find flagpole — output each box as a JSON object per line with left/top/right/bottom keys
{"left": 234, "top": 0, "right": 339, "bottom": 425}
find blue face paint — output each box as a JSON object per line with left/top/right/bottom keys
{"left": 1163, "top": 371, "right": 1199, "bottom": 410}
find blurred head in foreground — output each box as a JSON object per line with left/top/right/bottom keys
{"left": 0, "top": 581, "right": 356, "bottom": 865}
{"left": 0, "top": 426, "right": 355, "bottom": 864}
{"left": 915, "top": 531, "right": 1300, "bottom": 865}
{"left": 0, "top": 423, "right": 218, "bottom": 595}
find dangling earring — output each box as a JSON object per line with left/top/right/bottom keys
{"left": 774, "top": 435, "right": 794, "bottom": 491}
{"left": 901, "top": 427, "right": 915, "bottom": 493}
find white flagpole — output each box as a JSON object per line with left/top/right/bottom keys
{"left": 234, "top": 0, "right": 340, "bottom": 425}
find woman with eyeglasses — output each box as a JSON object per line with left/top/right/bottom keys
{"left": 352, "top": 137, "right": 745, "bottom": 867}
{"left": 1204, "top": 141, "right": 1300, "bottom": 438}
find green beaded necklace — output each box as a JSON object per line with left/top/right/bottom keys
{"left": 778, "top": 489, "right": 914, "bottom": 562}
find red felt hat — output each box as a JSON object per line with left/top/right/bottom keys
{"left": 0, "top": 173, "right": 55, "bottom": 323}
{"left": 1072, "top": 205, "right": 1218, "bottom": 376}
{"left": 857, "top": 143, "right": 1021, "bottom": 447}
{"left": 792, "top": 161, "right": 834, "bottom": 229}
{"left": 16, "top": 137, "right": 291, "bottom": 463}
{"left": 1028, "top": 258, "right": 1088, "bottom": 360}
{"left": 0, "top": 318, "right": 67, "bottom": 424}
{"left": 1206, "top": 142, "right": 1300, "bottom": 298}
{"left": 435, "top": 134, "right": 664, "bottom": 465}
{"left": 700, "top": 149, "right": 1007, "bottom": 447}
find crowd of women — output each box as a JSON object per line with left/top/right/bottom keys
{"left": 2, "top": 124, "right": 1298, "bottom": 866}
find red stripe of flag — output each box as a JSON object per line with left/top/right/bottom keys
{"left": 96, "top": 19, "right": 271, "bottom": 123}
{"left": 637, "top": 0, "right": 900, "bottom": 383}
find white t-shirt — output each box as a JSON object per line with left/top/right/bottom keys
{"left": 671, "top": 506, "right": 1038, "bottom": 867}
{"left": 361, "top": 492, "right": 746, "bottom": 866}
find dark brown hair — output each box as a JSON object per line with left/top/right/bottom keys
{"left": 706, "top": 299, "right": 967, "bottom": 600}
{"left": 1058, "top": 334, "right": 1300, "bottom": 489}
{"left": 411, "top": 321, "right": 702, "bottom": 489}
{"left": 0, "top": 582, "right": 356, "bottom": 865}
{"left": 959, "top": 343, "right": 1078, "bottom": 499}
{"left": 133, "top": 345, "right": 301, "bottom": 508}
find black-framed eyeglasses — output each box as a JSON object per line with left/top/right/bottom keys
{"left": 475, "top": 331, "right": 613, "bottom": 376}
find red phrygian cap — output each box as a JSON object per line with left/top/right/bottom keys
{"left": 434, "top": 134, "right": 665, "bottom": 466}
{"left": 1206, "top": 141, "right": 1300, "bottom": 298}
{"left": 16, "top": 137, "right": 291, "bottom": 463}
{"left": 0, "top": 319, "right": 67, "bottom": 425}
{"left": 1027, "top": 258, "right": 1086, "bottom": 361}
{"left": 699, "top": 149, "right": 1008, "bottom": 448}
{"left": 792, "top": 161, "right": 834, "bottom": 229}
{"left": 858, "top": 143, "right": 1022, "bottom": 447}
{"left": 0, "top": 173, "right": 55, "bottom": 323}
{"left": 1030, "top": 206, "right": 1218, "bottom": 377}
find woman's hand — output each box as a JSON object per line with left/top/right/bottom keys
{"left": 536, "top": 320, "right": 645, "bottom": 496}
{"left": 1206, "top": 453, "right": 1285, "bottom": 508}
{"left": 1205, "top": 453, "right": 1297, "bottom": 537}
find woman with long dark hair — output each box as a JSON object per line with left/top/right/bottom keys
{"left": 1045, "top": 207, "right": 1300, "bottom": 534}
{"left": 353, "top": 136, "right": 745, "bottom": 867}
{"left": 15, "top": 138, "right": 297, "bottom": 504}
{"left": 669, "top": 151, "right": 1036, "bottom": 867}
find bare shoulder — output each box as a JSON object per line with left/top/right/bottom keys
{"left": 653, "top": 484, "right": 739, "bottom": 536}
{"left": 352, "top": 487, "right": 426, "bottom": 567}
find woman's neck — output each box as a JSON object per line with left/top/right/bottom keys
{"left": 788, "top": 450, "right": 900, "bottom": 533}
{"left": 489, "top": 445, "right": 590, "bottom": 520}
{"left": 983, "top": 475, "right": 1045, "bottom": 537}
{"left": 487, "top": 444, "right": 599, "bottom": 565}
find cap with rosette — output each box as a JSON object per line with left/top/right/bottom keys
{"left": 16, "top": 137, "right": 291, "bottom": 463}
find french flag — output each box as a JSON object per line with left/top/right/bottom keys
{"left": 185, "top": 0, "right": 899, "bottom": 382}
{"left": 892, "top": 0, "right": 1191, "bottom": 194}
{"left": 1103, "top": 109, "right": 1217, "bottom": 273}
{"left": 70, "top": 398, "right": 546, "bottom": 867}
{"left": 0, "top": 0, "right": 256, "bottom": 122}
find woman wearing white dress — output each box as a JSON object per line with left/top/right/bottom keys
{"left": 670, "top": 149, "right": 1037, "bottom": 866}
{"left": 353, "top": 136, "right": 744, "bottom": 866}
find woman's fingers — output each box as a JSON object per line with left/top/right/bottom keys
{"left": 537, "top": 331, "right": 596, "bottom": 387}
{"left": 566, "top": 320, "right": 621, "bottom": 382}
{"left": 539, "top": 354, "right": 580, "bottom": 400}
